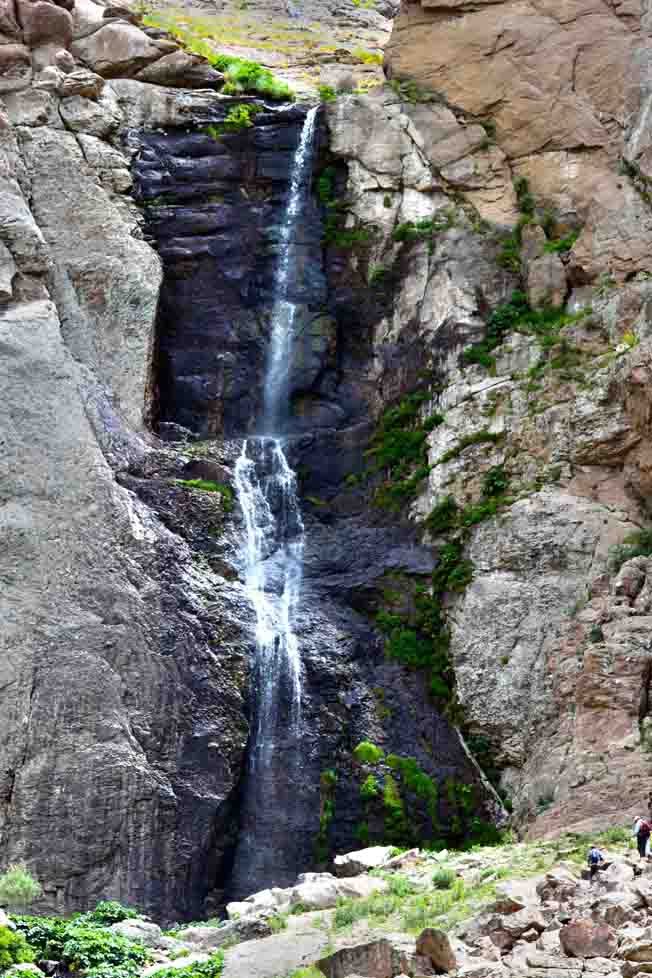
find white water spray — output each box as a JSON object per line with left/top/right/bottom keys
{"left": 231, "top": 108, "right": 318, "bottom": 889}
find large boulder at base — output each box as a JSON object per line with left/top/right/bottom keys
{"left": 416, "top": 929, "right": 458, "bottom": 972}
{"left": 72, "top": 22, "right": 168, "bottom": 77}
{"left": 0, "top": 43, "right": 31, "bottom": 92}
{"left": 493, "top": 877, "right": 541, "bottom": 913}
{"left": 333, "top": 846, "right": 395, "bottom": 877}
{"left": 316, "top": 938, "right": 434, "bottom": 978}
{"left": 227, "top": 873, "right": 388, "bottom": 919}
{"left": 17, "top": 0, "right": 72, "bottom": 48}
{"left": 134, "top": 50, "right": 223, "bottom": 88}
{"left": 559, "top": 920, "right": 617, "bottom": 958}
{"left": 536, "top": 866, "right": 581, "bottom": 903}
{"left": 110, "top": 918, "right": 164, "bottom": 947}
{"left": 175, "top": 917, "right": 271, "bottom": 949}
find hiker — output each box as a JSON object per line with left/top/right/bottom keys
{"left": 633, "top": 816, "right": 651, "bottom": 858}
{"left": 587, "top": 844, "right": 605, "bottom": 881}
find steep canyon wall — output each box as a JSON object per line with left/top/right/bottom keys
{"left": 3, "top": 0, "right": 652, "bottom": 922}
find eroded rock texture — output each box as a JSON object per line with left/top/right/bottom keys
{"left": 321, "top": 83, "right": 652, "bottom": 837}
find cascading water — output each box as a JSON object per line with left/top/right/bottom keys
{"left": 229, "top": 106, "right": 319, "bottom": 895}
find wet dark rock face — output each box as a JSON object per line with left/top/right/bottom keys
{"left": 133, "top": 108, "right": 352, "bottom": 438}
{"left": 133, "top": 112, "right": 499, "bottom": 906}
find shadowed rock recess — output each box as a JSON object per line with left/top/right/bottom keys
{"left": 4, "top": 0, "right": 652, "bottom": 924}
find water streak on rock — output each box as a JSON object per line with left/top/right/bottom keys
{"left": 231, "top": 106, "right": 318, "bottom": 893}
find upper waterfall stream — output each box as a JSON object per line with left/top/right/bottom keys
{"left": 230, "top": 106, "right": 319, "bottom": 894}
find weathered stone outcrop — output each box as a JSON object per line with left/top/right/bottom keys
{"left": 385, "top": 0, "right": 652, "bottom": 282}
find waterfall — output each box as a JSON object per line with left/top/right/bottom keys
{"left": 230, "top": 106, "right": 319, "bottom": 894}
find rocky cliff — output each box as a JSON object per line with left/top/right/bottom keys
{"left": 3, "top": 0, "right": 652, "bottom": 924}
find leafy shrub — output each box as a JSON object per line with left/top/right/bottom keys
{"left": 543, "top": 230, "right": 580, "bottom": 253}
{"left": 317, "top": 84, "right": 336, "bottom": 102}
{"left": 60, "top": 925, "right": 150, "bottom": 974}
{"left": 425, "top": 496, "right": 458, "bottom": 535}
{"left": 0, "top": 932, "right": 33, "bottom": 972}
{"left": 84, "top": 968, "right": 136, "bottom": 978}
{"left": 0, "top": 865, "right": 42, "bottom": 912}
{"left": 11, "top": 915, "right": 67, "bottom": 960}
{"left": 483, "top": 465, "right": 508, "bottom": 497}
{"left": 360, "top": 774, "right": 380, "bottom": 801}
{"left": 437, "top": 430, "right": 503, "bottom": 466}
{"left": 353, "top": 740, "right": 384, "bottom": 765}
{"left": 610, "top": 528, "right": 652, "bottom": 571}
{"left": 84, "top": 901, "right": 140, "bottom": 927}
{"left": 432, "top": 867, "right": 456, "bottom": 889}
{"left": 0, "top": 926, "right": 35, "bottom": 970}
{"left": 514, "top": 176, "right": 535, "bottom": 215}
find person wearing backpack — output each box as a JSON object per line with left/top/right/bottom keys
{"left": 633, "top": 816, "right": 651, "bottom": 858}
{"left": 587, "top": 845, "right": 605, "bottom": 881}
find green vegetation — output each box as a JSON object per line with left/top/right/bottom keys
{"left": 436, "top": 430, "right": 503, "bottom": 466}
{"left": 60, "top": 926, "right": 149, "bottom": 974}
{"left": 13, "top": 902, "right": 148, "bottom": 976}
{"left": 0, "top": 927, "right": 34, "bottom": 971}
{"left": 462, "top": 290, "right": 586, "bottom": 373}
{"left": 365, "top": 391, "right": 444, "bottom": 511}
{"left": 392, "top": 211, "right": 455, "bottom": 252}
{"left": 609, "top": 528, "right": 652, "bottom": 571}
{"left": 543, "top": 230, "right": 580, "bottom": 254}
{"left": 432, "top": 866, "right": 457, "bottom": 889}
{"left": 389, "top": 78, "right": 434, "bottom": 104}
{"left": 353, "top": 740, "right": 385, "bottom": 765}
{"left": 317, "top": 84, "right": 337, "bottom": 102}
{"left": 84, "top": 901, "right": 139, "bottom": 927}
{"left": 141, "top": 12, "right": 294, "bottom": 100}
{"left": 353, "top": 47, "right": 383, "bottom": 65}
{"left": 205, "top": 103, "right": 261, "bottom": 136}
{"left": 315, "top": 769, "right": 337, "bottom": 863}
{"left": 0, "top": 865, "right": 42, "bottom": 913}
{"left": 360, "top": 774, "right": 380, "bottom": 801}
{"left": 176, "top": 479, "right": 235, "bottom": 511}
{"left": 149, "top": 953, "right": 224, "bottom": 978}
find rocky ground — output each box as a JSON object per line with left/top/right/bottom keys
{"left": 9, "top": 832, "right": 652, "bottom": 978}
{"left": 136, "top": 0, "right": 399, "bottom": 96}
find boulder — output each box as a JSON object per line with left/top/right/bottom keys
{"left": 58, "top": 67, "right": 105, "bottom": 98}
{"left": 591, "top": 890, "right": 642, "bottom": 927}
{"left": 72, "top": 22, "right": 168, "bottom": 77}
{"left": 493, "top": 878, "right": 541, "bottom": 913}
{"left": 536, "top": 866, "right": 580, "bottom": 904}
{"left": 600, "top": 860, "right": 635, "bottom": 892}
{"left": 416, "top": 928, "right": 457, "bottom": 972}
{"left": 0, "top": 43, "right": 31, "bottom": 93}
{"left": 334, "top": 846, "right": 395, "bottom": 877}
{"left": 175, "top": 917, "right": 271, "bottom": 949}
{"left": 0, "top": 0, "right": 22, "bottom": 39}
{"left": 559, "top": 920, "right": 617, "bottom": 959}
{"left": 17, "top": 0, "right": 72, "bottom": 48}
{"left": 316, "top": 938, "right": 433, "bottom": 978}
{"left": 110, "top": 918, "right": 164, "bottom": 947}
{"left": 134, "top": 50, "right": 223, "bottom": 88}
{"left": 72, "top": 0, "right": 108, "bottom": 38}
{"left": 620, "top": 937, "right": 652, "bottom": 962}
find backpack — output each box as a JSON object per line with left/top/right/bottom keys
{"left": 588, "top": 848, "right": 602, "bottom": 865}
{"left": 641, "top": 820, "right": 652, "bottom": 839}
